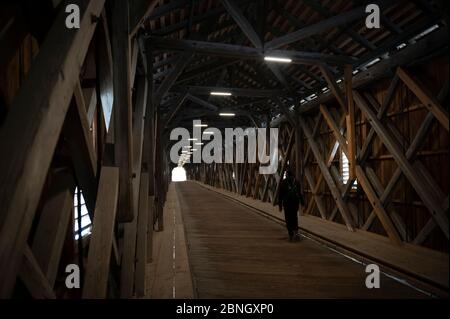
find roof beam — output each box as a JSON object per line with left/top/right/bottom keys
{"left": 154, "top": 52, "right": 193, "bottom": 106}
{"left": 171, "top": 85, "right": 286, "bottom": 98}
{"left": 264, "top": 0, "right": 393, "bottom": 50}
{"left": 186, "top": 94, "right": 220, "bottom": 111}
{"left": 221, "top": 0, "right": 262, "bottom": 48}
{"left": 129, "top": 0, "right": 159, "bottom": 36}
{"left": 148, "top": 37, "right": 355, "bottom": 65}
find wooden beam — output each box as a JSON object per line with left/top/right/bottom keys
{"left": 155, "top": 52, "right": 193, "bottom": 105}
{"left": 186, "top": 94, "right": 219, "bottom": 111}
{"left": 355, "top": 166, "right": 402, "bottom": 244}
{"left": 98, "top": 10, "right": 114, "bottom": 129}
{"left": 397, "top": 67, "right": 449, "bottom": 131}
{"left": 272, "top": 27, "right": 447, "bottom": 125}
{"left": 176, "top": 59, "right": 239, "bottom": 84}
{"left": 221, "top": 0, "right": 262, "bottom": 48}
{"left": 112, "top": 0, "right": 134, "bottom": 222}
{"left": 319, "top": 64, "right": 346, "bottom": 112}
{"left": 19, "top": 246, "right": 56, "bottom": 299}
{"left": 174, "top": 86, "right": 286, "bottom": 98}
{"left": 130, "top": 38, "right": 140, "bottom": 88}
{"left": 264, "top": 0, "right": 392, "bottom": 49}
{"left": 120, "top": 74, "right": 149, "bottom": 298}
{"left": 148, "top": 37, "right": 355, "bottom": 65}
{"left": 344, "top": 65, "right": 356, "bottom": 179}
{"left": 304, "top": 168, "right": 327, "bottom": 219}
{"left": 354, "top": 91, "right": 449, "bottom": 238}
{"left": 82, "top": 166, "right": 119, "bottom": 298}
{"left": 135, "top": 172, "right": 149, "bottom": 297}
{"left": 32, "top": 171, "right": 74, "bottom": 287}
{"left": 299, "top": 117, "right": 354, "bottom": 231}
{"left": 129, "top": 0, "right": 159, "bottom": 37}
{"left": 164, "top": 93, "right": 189, "bottom": 126}
{"left": 0, "top": 0, "right": 105, "bottom": 298}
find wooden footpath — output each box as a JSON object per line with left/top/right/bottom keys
{"left": 176, "top": 181, "right": 426, "bottom": 299}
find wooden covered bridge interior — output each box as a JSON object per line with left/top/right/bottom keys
{"left": 0, "top": 0, "right": 448, "bottom": 299}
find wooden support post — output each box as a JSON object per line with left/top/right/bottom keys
{"left": 82, "top": 166, "right": 119, "bottom": 298}
{"left": 135, "top": 173, "right": 149, "bottom": 297}
{"left": 19, "top": 246, "right": 56, "bottom": 299}
{"left": 355, "top": 166, "right": 402, "bottom": 244}
{"left": 112, "top": 0, "right": 134, "bottom": 222}
{"left": 344, "top": 65, "right": 356, "bottom": 179}
{"left": 304, "top": 168, "right": 327, "bottom": 219}
{"left": 319, "top": 64, "right": 347, "bottom": 113}
{"left": 31, "top": 171, "right": 74, "bottom": 287}
{"left": 397, "top": 67, "right": 449, "bottom": 131}
{"left": 299, "top": 117, "right": 354, "bottom": 231}
{"left": 66, "top": 82, "right": 98, "bottom": 214}
{"left": 354, "top": 91, "right": 449, "bottom": 238}
{"left": 0, "top": 0, "right": 105, "bottom": 297}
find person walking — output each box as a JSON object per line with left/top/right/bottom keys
{"left": 278, "top": 170, "right": 305, "bottom": 242}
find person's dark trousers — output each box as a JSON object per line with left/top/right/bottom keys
{"left": 283, "top": 207, "right": 299, "bottom": 239}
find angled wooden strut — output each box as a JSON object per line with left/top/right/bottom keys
{"left": 298, "top": 117, "right": 354, "bottom": 231}
{"left": 0, "top": 0, "right": 106, "bottom": 298}
{"left": 354, "top": 90, "right": 449, "bottom": 239}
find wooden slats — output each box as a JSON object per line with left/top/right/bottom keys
{"left": 397, "top": 67, "right": 449, "bottom": 131}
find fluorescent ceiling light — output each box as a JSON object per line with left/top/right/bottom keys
{"left": 210, "top": 91, "right": 232, "bottom": 96}
{"left": 192, "top": 149, "right": 198, "bottom": 151}
{"left": 183, "top": 145, "right": 192, "bottom": 148}
{"left": 187, "top": 138, "right": 198, "bottom": 141}
{"left": 264, "top": 56, "right": 292, "bottom": 63}
{"left": 194, "top": 124, "right": 208, "bottom": 127}
{"left": 194, "top": 142, "right": 204, "bottom": 145}
{"left": 203, "top": 131, "right": 214, "bottom": 135}
{"left": 219, "top": 112, "right": 235, "bottom": 117}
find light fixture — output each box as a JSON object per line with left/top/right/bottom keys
{"left": 187, "top": 138, "right": 198, "bottom": 141}
{"left": 194, "top": 142, "right": 204, "bottom": 145}
{"left": 210, "top": 91, "right": 232, "bottom": 96}
{"left": 194, "top": 123, "right": 208, "bottom": 127}
{"left": 264, "top": 56, "right": 292, "bottom": 63}
{"left": 183, "top": 145, "right": 192, "bottom": 148}
{"left": 203, "top": 131, "right": 214, "bottom": 135}
{"left": 192, "top": 148, "right": 198, "bottom": 151}
{"left": 219, "top": 112, "right": 235, "bottom": 117}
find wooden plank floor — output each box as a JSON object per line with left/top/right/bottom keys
{"left": 176, "top": 181, "right": 426, "bottom": 299}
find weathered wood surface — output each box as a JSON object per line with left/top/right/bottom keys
{"left": 176, "top": 182, "right": 426, "bottom": 298}
{"left": 0, "top": 0, "right": 106, "bottom": 297}
{"left": 82, "top": 166, "right": 119, "bottom": 299}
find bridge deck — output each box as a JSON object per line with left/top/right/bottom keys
{"left": 175, "top": 181, "right": 425, "bottom": 299}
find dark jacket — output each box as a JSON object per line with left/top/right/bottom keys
{"left": 278, "top": 176, "right": 305, "bottom": 211}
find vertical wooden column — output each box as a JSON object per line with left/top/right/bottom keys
{"left": 143, "top": 44, "right": 155, "bottom": 262}
{"left": 112, "top": 0, "right": 134, "bottom": 222}
{"left": 82, "top": 166, "right": 119, "bottom": 298}
{"left": 295, "top": 118, "right": 303, "bottom": 183}
{"left": 345, "top": 65, "right": 356, "bottom": 179}
{"left": 0, "top": 0, "right": 106, "bottom": 297}
{"left": 155, "top": 112, "right": 164, "bottom": 231}
{"left": 134, "top": 172, "right": 149, "bottom": 297}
